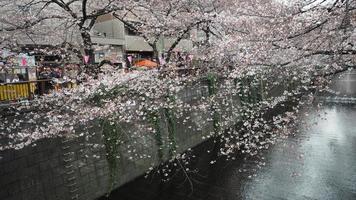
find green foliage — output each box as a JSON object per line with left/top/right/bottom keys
{"left": 237, "top": 75, "right": 265, "bottom": 105}
{"left": 164, "top": 93, "right": 178, "bottom": 158}
{"left": 164, "top": 107, "right": 177, "bottom": 158}
{"left": 206, "top": 73, "right": 218, "bottom": 96}
{"left": 205, "top": 73, "right": 220, "bottom": 135}
{"left": 101, "top": 119, "right": 122, "bottom": 195}
{"left": 147, "top": 111, "right": 164, "bottom": 162}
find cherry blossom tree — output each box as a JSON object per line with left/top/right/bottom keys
{"left": 0, "top": 0, "right": 354, "bottom": 157}
{"left": 112, "top": 0, "right": 230, "bottom": 63}
{"left": 0, "top": 0, "right": 124, "bottom": 66}
{"left": 0, "top": 0, "right": 355, "bottom": 192}
{"left": 204, "top": 0, "right": 356, "bottom": 72}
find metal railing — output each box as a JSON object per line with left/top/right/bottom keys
{"left": 0, "top": 79, "right": 77, "bottom": 103}
{"left": 0, "top": 81, "right": 36, "bottom": 101}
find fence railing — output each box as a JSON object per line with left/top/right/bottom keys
{"left": 0, "top": 81, "right": 36, "bottom": 101}
{"left": 0, "top": 80, "right": 77, "bottom": 102}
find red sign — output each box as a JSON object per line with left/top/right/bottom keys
{"left": 21, "top": 57, "right": 27, "bottom": 66}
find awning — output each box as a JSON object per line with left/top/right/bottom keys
{"left": 134, "top": 59, "right": 158, "bottom": 69}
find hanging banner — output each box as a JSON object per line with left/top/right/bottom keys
{"left": 84, "top": 55, "right": 90, "bottom": 64}
{"left": 127, "top": 55, "right": 133, "bottom": 64}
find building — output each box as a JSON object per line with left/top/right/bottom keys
{"left": 91, "top": 13, "right": 197, "bottom": 67}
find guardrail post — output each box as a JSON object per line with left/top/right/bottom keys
{"left": 25, "top": 68, "right": 33, "bottom": 100}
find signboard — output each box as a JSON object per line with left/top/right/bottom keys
{"left": 28, "top": 67, "right": 37, "bottom": 81}
{"left": 18, "top": 53, "right": 36, "bottom": 67}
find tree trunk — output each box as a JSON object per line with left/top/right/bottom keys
{"left": 81, "top": 30, "right": 95, "bottom": 65}
{"left": 152, "top": 45, "right": 160, "bottom": 65}
{"left": 81, "top": 30, "right": 99, "bottom": 75}
{"left": 204, "top": 25, "right": 211, "bottom": 46}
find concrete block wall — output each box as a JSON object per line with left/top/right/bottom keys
{"left": 0, "top": 78, "right": 286, "bottom": 200}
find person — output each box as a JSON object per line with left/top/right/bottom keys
{"left": 64, "top": 65, "right": 79, "bottom": 88}
{"left": 0, "top": 73, "right": 5, "bottom": 83}
{"left": 50, "top": 68, "right": 61, "bottom": 78}
{"left": 12, "top": 77, "right": 19, "bottom": 82}
{"left": 39, "top": 67, "right": 51, "bottom": 79}
{"left": 17, "top": 74, "right": 25, "bottom": 82}
{"left": 38, "top": 67, "right": 53, "bottom": 93}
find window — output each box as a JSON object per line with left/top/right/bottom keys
{"left": 124, "top": 21, "right": 142, "bottom": 36}
{"left": 125, "top": 25, "right": 139, "bottom": 36}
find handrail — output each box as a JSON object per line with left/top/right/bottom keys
{"left": 0, "top": 79, "right": 53, "bottom": 85}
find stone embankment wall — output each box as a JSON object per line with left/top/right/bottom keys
{"left": 0, "top": 77, "right": 286, "bottom": 200}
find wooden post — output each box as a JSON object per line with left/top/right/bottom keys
{"left": 25, "top": 67, "right": 33, "bottom": 100}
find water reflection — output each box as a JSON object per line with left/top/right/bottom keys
{"left": 243, "top": 105, "right": 356, "bottom": 200}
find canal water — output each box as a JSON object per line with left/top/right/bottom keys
{"left": 101, "top": 71, "right": 356, "bottom": 200}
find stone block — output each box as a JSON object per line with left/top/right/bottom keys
{"left": 0, "top": 187, "right": 10, "bottom": 199}
{"left": 0, "top": 157, "right": 27, "bottom": 175}
{"left": 0, "top": 172, "right": 19, "bottom": 188}
{"left": 79, "top": 164, "right": 95, "bottom": 176}
{"left": 27, "top": 152, "right": 48, "bottom": 167}
{"left": 54, "top": 186, "right": 70, "bottom": 199}
{"left": 0, "top": 150, "right": 15, "bottom": 164}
